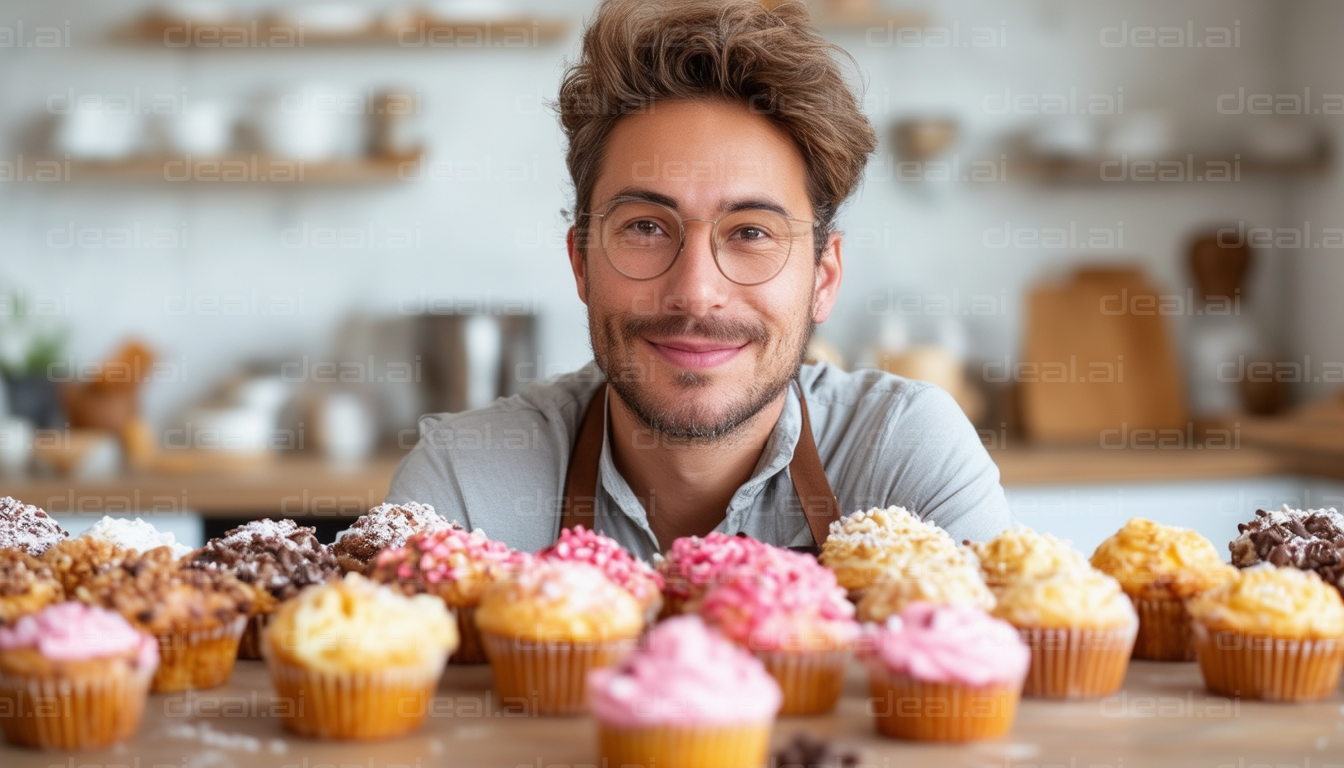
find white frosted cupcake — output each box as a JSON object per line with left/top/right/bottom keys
{"left": 81, "top": 516, "right": 191, "bottom": 558}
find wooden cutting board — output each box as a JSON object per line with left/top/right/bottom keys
{"left": 1021, "top": 266, "right": 1187, "bottom": 444}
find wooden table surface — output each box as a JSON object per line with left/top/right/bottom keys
{"left": 3, "top": 659, "right": 1340, "bottom": 768}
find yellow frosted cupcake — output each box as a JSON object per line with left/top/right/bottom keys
{"left": 967, "top": 528, "right": 1091, "bottom": 592}
{"left": 819, "top": 506, "right": 962, "bottom": 598}
{"left": 993, "top": 568, "right": 1137, "bottom": 699}
{"left": 1187, "top": 564, "right": 1344, "bottom": 702}
{"left": 856, "top": 555, "right": 995, "bottom": 624}
{"left": 476, "top": 560, "right": 643, "bottom": 715}
{"left": 264, "top": 573, "right": 458, "bottom": 740}
{"left": 1090, "top": 518, "right": 1237, "bottom": 661}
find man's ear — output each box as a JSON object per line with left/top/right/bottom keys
{"left": 566, "top": 226, "right": 589, "bottom": 305}
{"left": 812, "top": 230, "right": 843, "bottom": 323}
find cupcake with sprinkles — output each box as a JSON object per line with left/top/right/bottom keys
{"left": 537, "top": 526, "right": 663, "bottom": 621}
{"left": 657, "top": 532, "right": 772, "bottom": 617}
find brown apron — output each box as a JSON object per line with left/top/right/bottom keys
{"left": 559, "top": 382, "right": 842, "bottom": 551}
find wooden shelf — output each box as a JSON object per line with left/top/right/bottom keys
{"left": 1009, "top": 149, "right": 1331, "bottom": 184}
{"left": 114, "top": 13, "right": 569, "bottom": 47}
{"left": 29, "top": 153, "right": 423, "bottom": 184}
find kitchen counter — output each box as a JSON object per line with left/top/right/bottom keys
{"left": 1, "top": 659, "right": 1337, "bottom": 767}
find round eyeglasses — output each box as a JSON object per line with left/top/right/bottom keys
{"left": 579, "top": 199, "right": 818, "bottom": 286}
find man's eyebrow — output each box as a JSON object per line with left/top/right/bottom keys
{"left": 604, "top": 187, "right": 794, "bottom": 218}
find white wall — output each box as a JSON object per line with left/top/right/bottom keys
{"left": 0, "top": 0, "right": 1314, "bottom": 434}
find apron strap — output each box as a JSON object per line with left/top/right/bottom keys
{"left": 559, "top": 380, "right": 843, "bottom": 547}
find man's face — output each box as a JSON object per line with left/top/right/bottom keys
{"left": 567, "top": 98, "right": 842, "bottom": 439}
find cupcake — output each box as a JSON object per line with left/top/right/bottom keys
{"left": 657, "top": 532, "right": 771, "bottom": 617}
{"left": 992, "top": 568, "right": 1137, "bottom": 699}
{"left": 819, "top": 506, "right": 961, "bottom": 598}
{"left": 1090, "top": 518, "right": 1237, "bottom": 661}
{"left": 72, "top": 547, "right": 257, "bottom": 692}
{"left": 966, "top": 527, "right": 1091, "bottom": 592}
{"left": 695, "top": 547, "right": 860, "bottom": 716}
{"left": 185, "top": 519, "right": 340, "bottom": 660}
{"left": 371, "top": 525, "right": 527, "bottom": 664}
{"left": 1187, "top": 564, "right": 1344, "bottom": 701}
{"left": 589, "top": 615, "right": 781, "bottom": 768}
{"left": 1229, "top": 505, "right": 1344, "bottom": 595}
{"left": 0, "top": 496, "right": 66, "bottom": 556}
{"left": 264, "top": 573, "right": 458, "bottom": 740}
{"left": 0, "top": 550, "right": 63, "bottom": 626}
{"left": 856, "top": 556, "right": 995, "bottom": 625}
{"left": 860, "top": 602, "right": 1029, "bottom": 742}
{"left": 0, "top": 602, "right": 158, "bottom": 749}
{"left": 537, "top": 525, "right": 663, "bottom": 621}
{"left": 80, "top": 516, "right": 191, "bottom": 558}
{"left": 476, "top": 560, "right": 643, "bottom": 715}
{"left": 331, "top": 501, "right": 452, "bottom": 575}
{"left": 41, "top": 537, "right": 138, "bottom": 597}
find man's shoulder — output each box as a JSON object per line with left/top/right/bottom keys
{"left": 797, "top": 361, "right": 939, "bottom": 411}
{"left": 417, "top": 361, "right": 605, "bottom": 434}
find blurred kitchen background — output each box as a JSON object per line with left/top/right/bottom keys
{"left": 4, "top": 0, "right": 1344, "bottom": 552}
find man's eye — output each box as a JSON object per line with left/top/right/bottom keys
{"left": 733, "top": 226, "right": 771, "bottom": 241}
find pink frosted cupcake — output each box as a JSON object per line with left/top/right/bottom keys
{"left": 589, "top": 615, "right": 781, "bottom": 768}
{"left": 695, "top": 548, "right": 859, "bottom": 716}
{"left": 538, "top": 526, "right": 664, "bottom": 621}
{"left": 372, "top": 526, "right": 529, "bottom": 664}
{"left": 861, "top": 603, "right": 1029, "bottom": 742}
{"left": 0, "top": 602, "right": 159, "bottom": 749}
{"left": 658, "top": 533, "right": 772, "bottom": 617}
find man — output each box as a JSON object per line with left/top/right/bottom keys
{"left": 386, "top": 0, "right": 1012, "bottom": 560}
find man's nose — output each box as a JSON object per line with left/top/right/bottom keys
{"left": 660, "top": 220, "right": 731, "bottom": 317}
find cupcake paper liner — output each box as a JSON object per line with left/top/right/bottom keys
{"left": 1017, "top": 623, "right": 1136, "bottom": 699}
{"left": 266, "top": 652, "right": 448, "bottom": 740}
{"left": 0, "top": 664, "right": 154, "bottom": 750}
{"left": 480, "top": 632, "right": 635, "bottom": 716}
{"left": 237, "top": 613, "right": 273, "bottom": 662}
{"left": 1131, "top": 597, "right": 1194, "bottom": 662}
{"left": 866, "top": 667, "right": 1022, "bottom": 743}
{"left": 152, "top": 615, "right": 247, "bottom": 693}
{"left": 451, "top": 604, "right": 487, "bottom": 665}
{"left": 755, "top": 648, "right": 850, "bottom": 716}
{"left": 598, "top": 722, "right": 772, "bottom": 768}
{"left": 1192, "top": 624, "right": 1344, "bottom": 702}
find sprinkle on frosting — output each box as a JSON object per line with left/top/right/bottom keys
{"left": 82, "top": 516, "right": 191, "bottom": 558}
{"left": 1187, "top": 563, "right": 1344, "bottom": 640}
{"left": 1089, "top": 517, "right": 1236, "bottom": 600}
{"left": 537, "top": 526, "right": 663, "bottom": 609}
{"left": 696, "top": 547, "right": 859, "bottom": 652}
{"left": 587, "top": 615, "right": 781, "bottom": 727}
{"left": 371, "top": 525, "right": 527, "bottom": 605}
{"left": 860, "top": 602, "right": 1029, "bottom": 688}
{"left": 1229, "top": 505, "right": 1344, "bottom": 595}
{"left": 186, "top": 519, "right": 340, "bottom": 602}
{"left": 0, "top": 601, "right": 159, "bottom": 671}
{"left": 819, "top": 506, "right": 962, "bottom": 593}
{"left": 658, "top": 532, "right": 773, "bottom": 605}
{"left": 0, "top": 496, "right": 67, "bottom": 556}
{"left": 331, "top": 502, "right": 454, "bottom": 574}
{"left": 475, "top": 560, "right": 644, "bottom": 643}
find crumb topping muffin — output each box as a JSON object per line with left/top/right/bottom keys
{"left": 332, "top": 502, "right": 453, "bottom": 575}
{"left": 0, "top": 549, "right": 63, "bottom": 625}
{"left": 72, "top": 547, "right": 260, "bottom": 635}
{"left": 538, "top": 526, "right": 663, "bottom": 613}
{"left": 41, "top": 537, "right": 139, "bottom": 595}
{"left": 81, "top": 516, "right": 191, "bottom": 558}
{"left": 967, "top": 528, "right": 1091, "bottom": 590}
{"left": 186, "top": 519, "right": 339, "bottom": 602}
{"left": 1229, "top": 505, "right": 1344, "bottom": 593}
{"left": 0, "top": 496, "right": 66, "bottom": 556}
{"left": 856, "top": 557, "right": 995, "bottom": 624}
{"left": 1187, "top": 563, "right": 1344, "bottom": 640}
{"left": 992, "top": 568, "right": 1137, "bottom": 630}
{"left": 819, "top": 506, "right": 962, "bottom": 593}
{"left": 476, "top": 560, "right": 644, "bottom": 643}
{"left": 1090, "top": 517, "right": 1237, "bottom": 601}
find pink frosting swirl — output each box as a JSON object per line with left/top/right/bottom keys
{"left": 588, "top": 615, "right": 781, "bottom": 727}
{"left": 537, "top": 526, "right": 663, "bottom": 604}
{"left": 697, "top": 547, "right": 859, "bottom": 651}
{"left": 661, "top": 532, "right": 773, "bottom": 602}
{"left": 0, "top": 602, "right": 159, "bottom": 671}
{"left": 861, "top": 602, "right": 1029, "bottom": 687}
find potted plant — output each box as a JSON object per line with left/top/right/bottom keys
{"left": 0, "top": 291, "right": 68, "bottom": 430}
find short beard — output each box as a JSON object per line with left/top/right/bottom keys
{"left": 591, "top": 307, "right": 815, "bottom": 442}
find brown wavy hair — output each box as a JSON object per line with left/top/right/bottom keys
{"left": 557, "top": 0, "right": 877, "bottom": 259}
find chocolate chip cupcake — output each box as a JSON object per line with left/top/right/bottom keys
{"left": 0, "top": 550, "right": 63, "bottom": 626}
{"left": 74, "top": 548, "right": 257, "bottom": 692}
{"left": 185, "top": 519, "right": 340, "bottom": 660}
{"left": 1230, "top": 505, "right": 1344, "bottom": 595}
{"left": 0, "top": 496, "right": 66, "bottom": 556}
{"left": 332, "top": 502, "right": 453, "bottom": 575}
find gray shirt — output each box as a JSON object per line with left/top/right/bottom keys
{"left": 386, "top": 361, "right": 1013, "bottom": 561}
